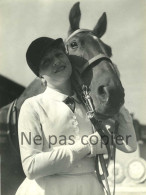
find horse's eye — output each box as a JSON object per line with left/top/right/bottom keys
{"left": 70, "top": 41, "right": 78, "bottom": 49}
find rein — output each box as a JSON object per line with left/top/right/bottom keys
{"left": 66, "top": 29, "right": 118, "bottom": 195}
{"left": 77, "top": 73, "right": 117, "bottom": 195}
{"left": 81, "top": 84, "right": 117, "bottom": 195}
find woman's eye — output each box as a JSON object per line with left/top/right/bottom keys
{"left": 42, "top": 59, "right": 51, "bottom": 67}
{"left": 70, "top": 41, "right": 78, "bottom": 49}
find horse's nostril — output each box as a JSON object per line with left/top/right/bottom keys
{"left": 98, "top": 85, "right": 109, "bottom": 102}
{"left": 98, "top": 85, "right": 105, "bottom": 95}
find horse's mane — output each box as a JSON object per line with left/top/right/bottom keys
{"left": 99, "top": 39, "right": 112, "bottom": 58}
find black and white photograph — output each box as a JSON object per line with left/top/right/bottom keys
{"left": 0, "top": 0, "right": 146, "bottom": 195}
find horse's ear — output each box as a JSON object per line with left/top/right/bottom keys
{"left": 93, "top": 12, "right": 107, "bottom": 38}
{"left": 68, "top": 2, "right": 81, "bottom": 36}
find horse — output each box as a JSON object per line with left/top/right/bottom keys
{"left": 65, "top": 2, "right": 124, "bottom": 119}
{"left": 0, "top": 2, "right": 124, "bottom": 195}
{"left": 65, "top": 3, "right": 125, "bottom": 193}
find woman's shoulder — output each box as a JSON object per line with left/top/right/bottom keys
{"left": 20, "top": 93, "right": 44, "bottom": 113}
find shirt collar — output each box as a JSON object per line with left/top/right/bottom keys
{"left": 44, "top": 86, "right": 79, "bottom": 102}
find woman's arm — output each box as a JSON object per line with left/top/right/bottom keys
{"left": 114, "top": 106, "right": 137, "bottom": 153}
{"left": 18, "top": 100, "right": 90, "bottom": 180}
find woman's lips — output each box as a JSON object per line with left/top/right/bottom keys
{"left": 54, "top": 65, "right": 66, "bottom": 73}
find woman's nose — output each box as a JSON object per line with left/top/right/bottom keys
{"left": 53, "top": 58, "right": 60, "bottom": 67}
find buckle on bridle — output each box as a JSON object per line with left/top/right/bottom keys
{"left": 82, "top": 84, "right": 89, "bottom": 93}
{"left": 86, "top": 111, "right": 95, "bottom": 119}
{"left": 82, "top": 85, "right": 95, "bottom": 119}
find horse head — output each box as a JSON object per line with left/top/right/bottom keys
{"left": 65, "top": 2, "right": 125, "bottom": 119}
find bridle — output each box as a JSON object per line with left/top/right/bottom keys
{"left": 66, "top": 29, "right": 121, "bottom": 85}
{"left": 66, "top": 29, "right": 119, "bottom": 195}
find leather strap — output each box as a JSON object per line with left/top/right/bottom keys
{"left": 66, "top": 29, "right": 91, "bottom": 42}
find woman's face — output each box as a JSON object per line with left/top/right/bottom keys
{"left": 39, "top": 48, "right": 72, "bottom": 86}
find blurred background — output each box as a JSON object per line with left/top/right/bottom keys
{"left": 0, "top": 0, "right": 146, "bottom": 194}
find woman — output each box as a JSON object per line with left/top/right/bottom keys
{"left": 16, "top": 37, "right": 137, "bottom": 195}
{"left": 16, "top": 37, "right": 108, "bottom": 195}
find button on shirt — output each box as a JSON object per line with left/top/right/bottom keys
{"left": 18, "top": 86, "right": 95, "bottom": 180}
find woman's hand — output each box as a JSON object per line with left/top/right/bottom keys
{"left": 86, "top": 132, "right": 108, "bottom": 157}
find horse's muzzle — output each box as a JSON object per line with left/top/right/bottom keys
{"left": 97, "top": 84, "right": 125, "bottom": 117}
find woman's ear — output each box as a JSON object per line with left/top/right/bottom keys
{"left": 39, "top": 74, "right": 43, "bottom": 79}
{"left": 40, "top": 75, "right": 47, "bottom": 86}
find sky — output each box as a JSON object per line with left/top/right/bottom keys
{"left": 0, "top": 0, "right": 146, "bottom": 124}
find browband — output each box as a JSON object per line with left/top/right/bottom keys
{"left": 66, "top": 29, "right": 91, "bottom": 42}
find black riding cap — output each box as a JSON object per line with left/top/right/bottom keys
{"left": 26, "top": 37, "right": 64, "bottom": 76}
